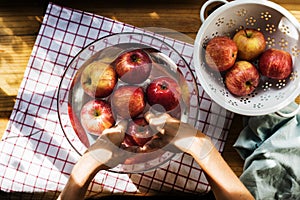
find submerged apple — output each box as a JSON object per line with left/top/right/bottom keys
{"left": 80, "top": 99, "right": 115, "bottom": 135}
{"left": 81, "top": 61, "right": 117, "bottom": 98}
{"left": 225, "top": 61, "right": 260, "bottom": 96}
{"left": 114, "top": 49, "right": 152, "bottom": 84}
{"left": 146, "top": 76, "right": 181, "bottom": 111}
{"left": 124, "top": 117, "right": 155, "bottom": 147}
{"left": 111, "top": 85, "right": 146, "bottom": 119}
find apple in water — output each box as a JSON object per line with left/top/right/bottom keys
{"left": 114, "top": 49, "right": 152, "bottom": 84}
{"left": 225, "top": 61, "right": 260, "bottom": 96}
{"left": 80, "top": 99, "right": 115, "bottom": 135}
{"left": 81, "top": 61, "right": 117, "bottom": 98}
{"left": 68, "top": 103, "right": 90, "bottom": 147}
{"left": 258, "top": 48, "right": 293, "bottom": 80}
{"left": 233, "top": 28, "right": 266, "bottom": 61}
{"left": 124, "top": 117, "right": 155, "bottom": 147}
{"left": 146, "top": 76, "right": 181, "bottom": 111}
{"left": 205, "top": 36, "right": 238, "bottom": 71}
{"left": 111, "top": 85, "right": 146, "bottom": 119}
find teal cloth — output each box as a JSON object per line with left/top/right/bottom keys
{"left": 233, "top": 103, "right": 300, "bottom": 200}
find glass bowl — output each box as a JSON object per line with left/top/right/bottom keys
{"left": 57, "top": 32, "right": 199, "bottom": 173}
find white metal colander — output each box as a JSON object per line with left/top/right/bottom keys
{"left": 194, "top": 0, "right": 300, "bottom": 116}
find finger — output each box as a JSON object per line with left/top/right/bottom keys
{"left": 145, "top": 111, "right": 181, "bottom": 137}
{"left": 116, "top": 119, "right": 128, "bottom": 134}
{"left": 144, "top": 112, "right": 169, "bottom": 133}
{"left": 101, "top": 120, "right": 128, "bottom": 146}
{"left": 141, "top": 135, "right": 169, "bottom": 152}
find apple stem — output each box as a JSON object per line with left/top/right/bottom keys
{"left": 131, "top": 54, "right": 139, "bottom": 62}
{"left": 244, "top": 29, "right": 248, "bottom": 37}
{"left": 245, "top": 81, "right": 251, "bottom": 87}
{"left": 160, "top": 82, "right": 168, "bottom": 90}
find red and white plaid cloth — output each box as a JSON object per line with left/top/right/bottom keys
{"left": 0, "top": 2, "right": 234, "bottom": 199}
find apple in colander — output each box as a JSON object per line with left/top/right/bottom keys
{"left": 233, "top": 28, "right": 266, "bottom": 61}
{"left": 205, "top": 36, "right": 238, "bottom": 71}
{"left": 258, "top": 48, "right": 293, "bottom": 80}
{"left": 225, "top": 61, "right": 260, "bottom": 97}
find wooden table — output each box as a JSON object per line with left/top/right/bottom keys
{"left": 0, "top": 0, "right": 299, "bottom": 179}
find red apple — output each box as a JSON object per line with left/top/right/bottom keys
{"left": 80, "top": 61, "right": 117, "bottom": 98}
{"left": 111, "top": 85, "right": 146, "bottom": 119}
{"left": 68, "top": 103, "right": 90, "bottom": 147}
{"left": 114, "top": 49, "right": 152, "bottom": 84}
{"left": 146, "top": 76, "right": 181, "bottom": 111}
{"left": 225, "top": 61, "right": 260, "bottom": 96}
{"left": 233, "top": 28, "right": 266, "bottom": 61}
{"left": 80, "top": 99, "right": 115, "bottom": 135}
{"left": 205, "top": 36, "right": 238, "bottom": 71}
{"left": 124, "top": 117, "right": 155, "bottom": 147}
{"left": 258, "top": 48, "right": 293, "bottom": 80}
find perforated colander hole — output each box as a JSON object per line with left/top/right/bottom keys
{"left": 253, "top": 59, "right": 259, "bottom": 66}
{"left": 228, "top": 99, "right": 238, "bottom": 106}
{"left": 253, "top": 103, "right": 264, "bottom": 109}
{"left": 280, "top": 24, "right": 290, "bottom": 34}
{"left": 236, "top": 8, "right": 247, "bottom": 17}
{"left": 216, "top": 17, "right": 224, "bottom": 26}
{"left": 260, "top": 94, "right": 271, "bottom": 101}
{"left": 279, "top": 38, "right": 289, "bottom": 49}
{"left": 226, "top": 19, "right": 236, "bottom": 28}
{"left": 275, "top": 92, "right": 285, "bottom": 100}
{"left": 240, "top": 97, "right": 251, "bottom": 104}
{"left": 292, "top": 46, "right": 300, "bottom": 57}
{"left": 209, "top": 83, "right": 217, "bottom": 93}
{"left": 261, "top": 11, "right": 272, "bottom": 20}
{"left": 267, "top": 37, "right": 276, "bottom": 47}
{"left": 211, "top": 32, "right": 219, "bottom": 38}
{"left": 290, "top": 71, "right": 298, "bottom": 81}
{"left": 202, "top": 36, "right": 210, "bottom": 48}
{"left": 220, "top": 88, "right": 229, "bottom": 97}
{"left": 266, "top": 24, "right": 276, "bottom": 34}
{"left": 245, "top": 16, "right": 257, "bottom": 26}
{"left": 275, "top": 79, "right": 286, "bottom": 89}
{"left": 250, "top": 92, "right": 258, "bottom": 98}
{"left": 262, "top": 82, "right": 272, "bottom": 91}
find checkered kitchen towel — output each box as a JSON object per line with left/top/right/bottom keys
{"left": 0, "top": 2, "right": 234, "bottom": 199}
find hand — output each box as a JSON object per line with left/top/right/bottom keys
{"left": 143, "top": 112, "right": 214, "bottom": 159}
{"left": 86, "top": 120, "right": 128, "bottom": 168}
{"left": 58, "top": 120, "right": 128, "bottom": 200}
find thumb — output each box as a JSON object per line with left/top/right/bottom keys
{"left": 102, "top": 120, "right": 128, "bottom": 146}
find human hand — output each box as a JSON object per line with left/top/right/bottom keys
{"left": 86, "top": 120, "right": 129, "bottom": 168}
{"left": 57, "top": 120, "right": 129, "bottom": 200}
{"left": 143, "top": 112, "right": 214, "bottom": 159}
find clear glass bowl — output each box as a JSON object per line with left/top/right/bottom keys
{"left": 57, "top": 32, "right": 199, "bottom": 173}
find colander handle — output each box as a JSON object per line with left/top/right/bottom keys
{"left": 275, "top": 103, "right": 300, "bottom": 118}
{"left": 200, "top": 0, "right": 228, "bottom": 23}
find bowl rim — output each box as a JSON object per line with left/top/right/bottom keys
{"left": 57, "top": 31, "right": 200, "bottom": 173}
